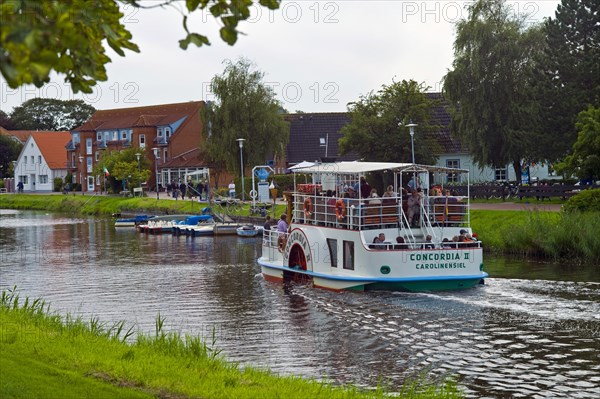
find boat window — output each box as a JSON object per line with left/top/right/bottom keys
{"left": 343, "top": 240, "right": 354, "bottom": 270}
{"left": 326, "top": 238, "right": 338, "bottom": 268}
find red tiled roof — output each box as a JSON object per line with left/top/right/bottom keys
{"left": 30, "top": 132, "right": 71, "bottom": 168}
{"left": 75, "top": 101, "right": 203, "bottom": 131}
{"left": 0, "top": 127, "right": 43, "bottom": 143}
{"left": 160, "top": 148, "right": 207, "bottom": 168}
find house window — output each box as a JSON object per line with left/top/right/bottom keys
{"left": 319, "top": 137, "right": 326, "bottom": 147}
{"left": 121, "top": 130, "right": 127, "bottom": 140}
{"left": 86, "top": 138, "right": 92, "bottom": 155}
{"left": 97, "top": 132, "right": 102, "bottom": 141}
{"left": 39, "top": 175, "right": 48, "bottom": 184}
{"left": 157, "top": 128, "right": 163, "bottom": 137}
{"left": 326, "top": 238, "right": 338, "bottom": 268}
{"left": 163, "top": 149, "right": 167, "bottom": 160}
{"left": 495, "top": 167, "right": 508, "bottom": 181}
{"left": 38, "top": 155, "right": 42, "bottom": 164}
{"left": 95, "top": 151, "right": 99, "bottom": 161}
{"left": 30, "top": 156, "right": 34, "bottom": 164}
{"left": 20, "top": 175, "right": 28, "bottom": 184}
{"left": 343, "top": 240, "right": 354, "bottom": 270}
{"left": 73, "top": 132, "right": 80, "bottom": 144}
{"left": 139, "top": 134, "right": 145, "bottom": 148}
{"left": 87, "top": 157, "right": 93, "bottom": 173}
{"left": 165, "top": 127, "right": 171, "bottom": 137}
{"left": 446, "top": 159, "right": 460, "bottom": 183}
{"left": 24, "top": 157, "right": 27, "bottom": 164}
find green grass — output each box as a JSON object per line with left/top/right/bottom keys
{"left": 0, "top": 194, "right": 287, "bottom": 219}
{"left": 471, "top": 210, "right": 600, "bottom": 264}
{"left": 0, "top": 289, "right": 463, "bottom": 399}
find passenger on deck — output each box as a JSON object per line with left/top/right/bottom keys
{"left": 424, "top": 235, "right": 434, "bottom": 249}
{"left": 407, "top": 189, "right": 422, "bottom": 227}
{"left": 368, "top": 188, "right": 381, "bottom": 205}
{"left": 359, "top": 177, "right": 371, "bottom": 199}
{"left": 394, "top": 236, "right": 407, "bottom": 249}
{"left": 383, "top": 185, "right": 397, "bottom": 198}
{"left": 373, "top": 233, "right": 386, "bottom": 243}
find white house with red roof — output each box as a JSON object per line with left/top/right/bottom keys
{"left": 14, "top": 132, "right": 71, "bottom": 192}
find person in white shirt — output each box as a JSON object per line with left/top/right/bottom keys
{"left": 228, "top": 180, "right": 236, "bottom": 199}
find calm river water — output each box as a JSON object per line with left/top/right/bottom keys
{"left": 1, "top": 209, "right": 599, "bottom": 398}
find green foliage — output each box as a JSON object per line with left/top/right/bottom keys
{"left": 9, "top": 98, "right": 95, "bottom": 130}
{"left": 443, "top": 0, "right": 546, "bottom": 182}
{"left": 471, "top": 209, "right": 600, "bottom": 263}
{"left": 0, "top": 0, "right": 139, "bottom": 93}
{"left": 202, "top": 58, "right": 289, "bottom": 179}
{"left": 0, "top": 0, "right": 282, "bottom": 94}
{"left": 0, "top": 109, "right": 15, "bottom": 129}
{"left": 556, "top": 106, "right": 600, "bottom": 181}
{"left": 534, "top": 0, "right": 600, "bottom": 160}
{"left": 563, "top": 188, "right": 600, "bottom": 213}
{"left": 53, "top": 177, "right": 64, "bottom": 192}
{"left": 95, "top": 147, "right": 151, "bottom": 193}
{"left": 339, "top": 79, "right": 441, "bottom": 164}
{"left": 0, "top": 135, "right": 22, "bottom": 178}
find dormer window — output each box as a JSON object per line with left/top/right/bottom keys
{"left": 157, "top": 128, "right": 163, "bottom": 137}
{"left": 319, "top": 138, "right": 326, "bottom": 146}
{"left": 96, "top": 132, "right": 102, "bottom": 141}
{"left": 165, "top": 127, "right": 171, "bottom": 137}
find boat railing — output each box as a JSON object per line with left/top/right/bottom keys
{"left": 292, "top": 193, "right": 469, "bottom": 231}
{"left": 428, "top": 195, "right": 469, "bottom": 228}
{"left": 263, "top": 229, "right": 288, "bottom": 251}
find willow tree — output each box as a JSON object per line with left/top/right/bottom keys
{"left": 339, "top": 79, "right": 442, "bottom": 164}
{"left": 202, "top": 58, "right": 289, "bottom": 186}
{"left": 443, "top": 0, "right": 545, "bottom": 182}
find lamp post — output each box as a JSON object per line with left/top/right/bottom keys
{"left": 135, "top": 152, "right": 141, "bottom": 189}
{"left": 236, "top": 138, "right": 245, "bottom": 201}
{"left": 152, "top": 148, "right": 159, "bottom": 200}
{"left": 11, "top": 161, "right": 16, "bottom": 193}
{"left": 78, "top": 155, "right": 84, "bottom": 193}
{"left": 406, "top": 122, "right": 418, "bottom": 190}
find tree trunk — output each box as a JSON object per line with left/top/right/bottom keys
{"left": 512, "top": 160, "right": 522, "bottom": 184}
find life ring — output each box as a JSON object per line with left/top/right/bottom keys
{"left": 303, "top": 197, "right": 313, "bottom": 219}
{"left": 335, "top": 198, "right": 346, "bottom": 220}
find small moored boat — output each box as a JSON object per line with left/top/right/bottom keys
{"left": 236, "top": 225, "right": 261, "bottom": 237}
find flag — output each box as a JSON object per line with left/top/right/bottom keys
{"left": 103, "top": 166, "right": 110, "bottom": 177}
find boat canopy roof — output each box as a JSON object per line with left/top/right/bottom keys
{"left": 291, "top": 161, "right": 468, "bottom": 175}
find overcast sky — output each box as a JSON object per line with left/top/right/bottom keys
{"left": 0, "top": 0, "right": 561, "bottom": 115}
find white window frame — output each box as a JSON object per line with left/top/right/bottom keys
{"left": 139, "top": 134, "right": 145, "bottom": 148}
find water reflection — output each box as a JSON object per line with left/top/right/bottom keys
{"left": 1, "top": 210, "right": 599, "bottom": 398}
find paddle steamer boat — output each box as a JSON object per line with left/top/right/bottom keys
{"left": 258, "top": 162, "right": 487, "bottom": 291}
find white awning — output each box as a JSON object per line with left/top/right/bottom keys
{"left": 293, "top": 161, "right": 468, "bottom": 175}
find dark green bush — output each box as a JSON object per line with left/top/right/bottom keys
{"left": 563, "top": 188, "right": 600, "bottom": 212}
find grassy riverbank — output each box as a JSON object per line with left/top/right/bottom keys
{"left": 0, "top": 194, "right": 286, "bottom": 219}
{"left": 471, "top": 210, "right": 600, "bottom": 263}
{"left": 0, "top": 289, "right": 462, "bottom": 399}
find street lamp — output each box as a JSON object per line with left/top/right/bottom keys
{"left": 152, "top": 148, "right": 159, "bottom": 200}
{"left": 406, "top": 122, "right": 418, "bottom": 190}
{"left": 236, "top": 138, "right": 246, "bottom": 201}
{"left": 11, "top": 161, "right": 16, "bottom": 193}
{"left": 78, "top": 155, "right": 84, "bottom": 193}
{"left": 135, "top": 152, "right": 141, "bottom": 189}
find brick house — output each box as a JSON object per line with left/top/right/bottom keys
{"left": 68, "top": 101, "right": 205, "bottom": 192}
